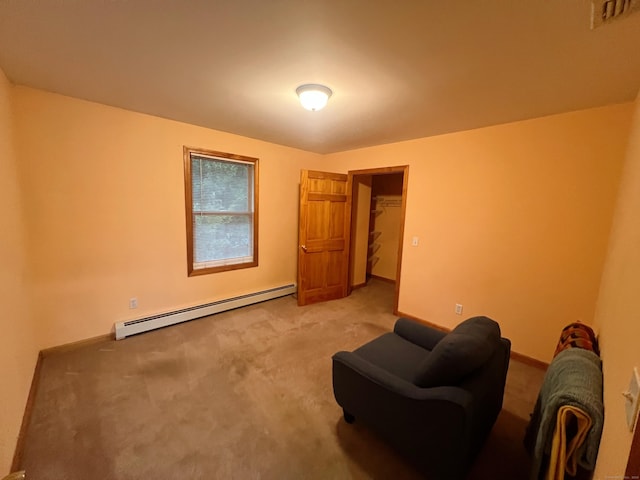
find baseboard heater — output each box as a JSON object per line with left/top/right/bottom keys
{"left": 114, "top": 284, "right": 297, "bottom": 340}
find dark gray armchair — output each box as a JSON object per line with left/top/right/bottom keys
{"left": 332, "top": 316, "right": 511, "bottom": 480}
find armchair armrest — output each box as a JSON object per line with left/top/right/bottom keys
{"left": 393, "top": 318, "right": 447, "bottom": 351}
{"left": 332, "top": 351, "right": 471, "bottom": 406}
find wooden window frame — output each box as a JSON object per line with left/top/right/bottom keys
{"left": 183, "top": 146, "right": 259, "bottom": 276}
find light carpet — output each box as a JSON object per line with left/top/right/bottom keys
{"left": 18, "top": 280, "right": 544, "bottom": 479}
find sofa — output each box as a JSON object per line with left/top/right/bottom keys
{"left": 332, "top": 316, "right": 511, "bottom": 479}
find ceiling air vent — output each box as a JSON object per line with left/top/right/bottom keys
{"left": 591, "top": 0, "right": 640, "bottom": 28}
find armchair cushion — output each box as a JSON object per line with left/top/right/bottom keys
{"left": 413, "top": 316, "right": 501, "bottom": 388}
{"left": 353, "top": 332, "right": 427, "bottom": 383}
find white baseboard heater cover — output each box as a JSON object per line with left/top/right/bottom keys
{"left": 114, "top": 284, "right": 297, "bottom": 340}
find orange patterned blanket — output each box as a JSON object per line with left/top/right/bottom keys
{"left": 553, "top": 322, "right": 599, "bottom": 358}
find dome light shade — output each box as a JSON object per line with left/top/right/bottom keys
{"left": 296, "top": 84, "right": 332, "bottom": 111}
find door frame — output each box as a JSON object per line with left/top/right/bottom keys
{"left": 347, "top": 165, "right": 409, "bottom": 315}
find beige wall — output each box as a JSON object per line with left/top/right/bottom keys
{"left": 592, "top": 92, "right": 640, "bottom": 477}
{"left": 0, "top": 70, "right": 38, "bottom": 473}
{"left": 323, "top": 104, "right": 634, "bottom": 362}
{"left": 12, "top": 87, "right": 324, "bottom": 349}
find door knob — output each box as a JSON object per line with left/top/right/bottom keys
{"left": 300, "top": 245, "right": 307, "bottom": 252}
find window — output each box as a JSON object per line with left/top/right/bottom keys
{"left": 184, "top": 146, "right": 258, "bottom": 276}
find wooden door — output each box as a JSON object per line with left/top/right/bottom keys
{"left": 298, "top": 170, "right": 352, "bottom": 306}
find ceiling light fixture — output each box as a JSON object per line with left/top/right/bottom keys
{"left": 296, "top": 84, "right": 332, "bottom": 111}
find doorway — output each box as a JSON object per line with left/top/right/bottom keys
{"left": 348, "top": 166, "right": 408, "bottom": 315}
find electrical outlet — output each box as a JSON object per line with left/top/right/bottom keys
{"left": 591, "top": 0, "right": 640, "bottom": 29}
{"left": 412, "top": 236, "right": 419, "bottom": 246}
{"left": 129, "top": 297, "right": 138, "bottom": 309}
{"left": 455, "top": 304, "right": 463, "bottom": 315}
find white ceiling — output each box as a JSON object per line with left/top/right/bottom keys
{"left": 1, "top": 0, "right": 640, "bottom": 154}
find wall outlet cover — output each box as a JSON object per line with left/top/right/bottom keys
{"left": 624, "top": 367, "right": 640, "bottom": 431}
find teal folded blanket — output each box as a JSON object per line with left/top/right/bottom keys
{"left": 525, "top": 348, "right": 604, "bottom": 480}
